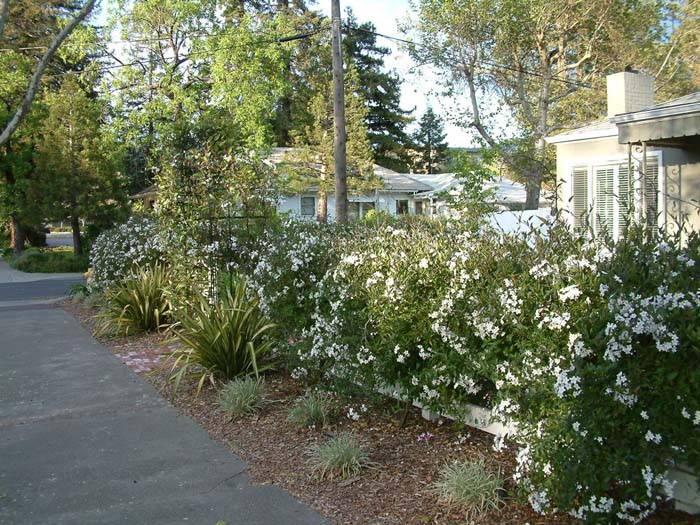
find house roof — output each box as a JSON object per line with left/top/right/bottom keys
{"left": 272, "top": 147, "right": 433, "bottom": 193}
{"left": 411, "top": 173, "right": 550, "bottom": 206}
{"left": 546, "top": 91, "right": 700, "bottom": 146}
{"left": 610, "top": 92, "right": 700, "bottom": 144}
{"left": 376, "top": 167, "right": 434, "bottom": 192}
{"left": 129, "top": 184, "right": 159, "bottom": 200}
{"left": 611, "top": 92, "right": 700, "bottom": 122}
{"left": 545, "top": 119, "right": 618, "bottom": 145}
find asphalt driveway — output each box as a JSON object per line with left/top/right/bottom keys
{"left": 0, "top": 307, "right": 328, "bottom": 525}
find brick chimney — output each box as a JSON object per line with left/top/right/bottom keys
{"left": 607, "top": 71, "right": 655, "bottom": 118}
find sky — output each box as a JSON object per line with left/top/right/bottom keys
{"left": 318, "top": 0, "right": 476, "bottom": 148}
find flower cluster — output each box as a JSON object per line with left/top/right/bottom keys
{"left": 88, "top": 216, "right": 166, "bottom": 292}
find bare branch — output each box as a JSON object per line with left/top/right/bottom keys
{"left": 0, "top": 0, "right": 97, "bottom": 147}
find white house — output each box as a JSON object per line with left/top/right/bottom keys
{"left": 131, "top": 147, "right": 544, "bottom": 221}
{"left": 546, "top": 71, "right": 700, "bottom": 242}
{"left": 271, "top": 147, "right": 547, "bottom": 220}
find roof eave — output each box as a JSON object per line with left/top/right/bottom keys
{"left": 610, "top": 101, "right": 700, "bottom": 125}
{"left": 545, "top": 127, "right": 618, "bottom": 145}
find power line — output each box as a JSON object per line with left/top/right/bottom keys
{"left": 345, "top": 26, "right": 591, "bottom": 89}
{"left": 0, "top": 24, "right": 328, "bottom": 53}
{"left": 36, "top": 26, "right": 328, "bottom": 79}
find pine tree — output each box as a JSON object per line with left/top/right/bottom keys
{"left": 343, "top": 9, "right": 413, "bottom": 172}
{"left": 410, "top": 107, "right": 448, "bottom": 175}
{"left": 287, "top": 64, "right": 376, "bottom": 223}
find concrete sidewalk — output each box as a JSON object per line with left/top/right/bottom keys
{"left": 0, "top": 307, "right": 329, "bottom": 525}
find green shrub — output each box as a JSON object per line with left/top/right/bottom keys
{"left": 89, "top": 217, "right": 165, "bottom": 292}
{"left": 279, "top": 218, "right": 700, "bottom": 523}
{"left": 249, "top": 219, "right": 343, "bottom": 343}
{"left": 288, "top": 391, "right": 334, "bottom": 428}
{"left": 308, "top": 432, "right": 369, "bottom": 480}
{"left": 95, "top": 264, "right": 172, "bottom": 336}
{"left": 432, "top": 457, "right": 505, "bottom": 520}
{"left": 9, "top": 249, "right": 88, "bottom": 273}
{"left": 218, "top": 377, "right": 264, "bottom": 419}
{"left": 165, "top": 277, "right": 275, "bottom": 396}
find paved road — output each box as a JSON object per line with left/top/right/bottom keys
{"left": 0, "top": 306, "right": 328, "bottom": 525}
{"left": 0, "top": 278, "right": 85, "bottom": 302}
{"left": 0, "top": 260, "right": 85, "bottom": 305}
{"left": 46, "top": 232, "right": 74, "bottom": 248}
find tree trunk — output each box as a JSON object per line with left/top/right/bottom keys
{"left": 525, "top": 135, "right": 546, "bottom": 210}
{"left": 71, "top": 215, "right": 82, "bottom": 255}
{"left": 10, "top": 213, "right": 26, "bottom": 255}
{"left": 316, "top": 189, "right": 328, "bottom": 223}
{"left": 331, "top": 0, "right": 348, "bottom": 224}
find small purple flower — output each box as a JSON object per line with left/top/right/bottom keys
{"left": 417, "top": 432, "right": 434, "bottom": 443}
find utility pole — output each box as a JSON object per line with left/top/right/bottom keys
{"left": 331, "top": 0, "right": 348, "bottom": 223}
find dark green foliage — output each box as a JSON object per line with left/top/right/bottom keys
{"left": 343, "top": 10, "right": 413, "bottom": 172}
{"left": 410, "top": 107, "right": 448, "bottom": 174}
{"left": 165, "top": 277, "right": 276, "bottom": 397}
{"left": 9, "top": 248, "right": 88, "bottom": 273}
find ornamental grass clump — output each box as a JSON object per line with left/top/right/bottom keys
{"left": 308, "top": 431, "right": 370, "bottom": 480}
{"left": 218, "top": 377, "right": 264, "bottom": 419}
{"left": 432, "top": 456, "right": 505, "bottom": 520}
{"left": 288, "top": 391, "right": 334, "bottom": 428}
{"left": 165, "top": 277, "right": 275, "bottom": 397}
{"left": 95, "top": 264, "right": 172, "bottom": 337}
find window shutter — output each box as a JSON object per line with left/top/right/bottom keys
{"left": 572, "top": 167, "right": 588, "bottom": 231}
{"left": 644, "top": 157, "right": 659, "bottom": 229}
{"left": 595, "top": 167, "right": 615, "bottom": 237}
{"left": 618, "top": 164, "right": 630, "bottom": 235}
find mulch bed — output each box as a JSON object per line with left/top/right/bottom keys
{"left": 61, "top": 301, "right": 697, "bottom": 525}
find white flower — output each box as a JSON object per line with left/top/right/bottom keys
{"left": 644, "top": 431, "right": 662, "bottom": 444}
{"left": 418, "top": 258, "right": 429, "bottom": 269}
{"left": 558, "top": 284, "right": 582, "bottom": 302}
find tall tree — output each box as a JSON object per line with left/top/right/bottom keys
{"left": 36, "top": 77, "right": 126, "bottom": 255}
{"left": 408, "top": 0, "right": 671, "bottom": 208}
{"left": 0, "top": 0, "right": 97, "bottom": 146}
{"left": 287, "top": 64, "right": 376, "bottom": 222}
{"left": 410, "top": 107, "right": 447, "bottom": 174}
{"left": 343, "top": 9, "right": 413, "bottom": 172}
{"left": 0, "top": 0, "right": 97, "bottom": 253}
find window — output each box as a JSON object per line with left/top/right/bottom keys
{"left": 415, "top": 201, "right": 424, "bottom": 215}
{"left": 348, "top": 202, "right": 360, "bottom": 222}
{"left": 300, "top": 196, "right": 315, "bottom": 217}
{"left": 396, "top": 200, "right": 409, "bottom": 215}
{"left": 570, "top": 155, "right": 660, "bottom": 240}
{"left": 348, "top": 201, "right": 376, "bottom": 221}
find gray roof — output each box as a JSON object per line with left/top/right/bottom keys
{"left": 614, "top": 91, "right": 700, "bottom": 118}
{"left": 376, "top": 167, "right": 434, "bottom": 192}
{"left": 129, "top": 184, "right": 159, "bottom": 200}
{"left": 545, "top": 119, "right": 618, "bottom": 144}
{"left": 272, "top": 147, "right": 433, "bottom": 193}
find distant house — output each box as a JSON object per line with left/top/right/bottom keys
{"left": 547, "top": 71, "right": 700, "bottom": 241}
{"left": 271, "top": 148, "right": 434, "bottom": 220}
{"left": 129, "top": 147, "right": 537, "bottom": 220}
{"left": 410, "top": 173, "right": 550, "bottom": 216}
{"left": 129, "top": 184, "right": 159, "bottom": 210}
